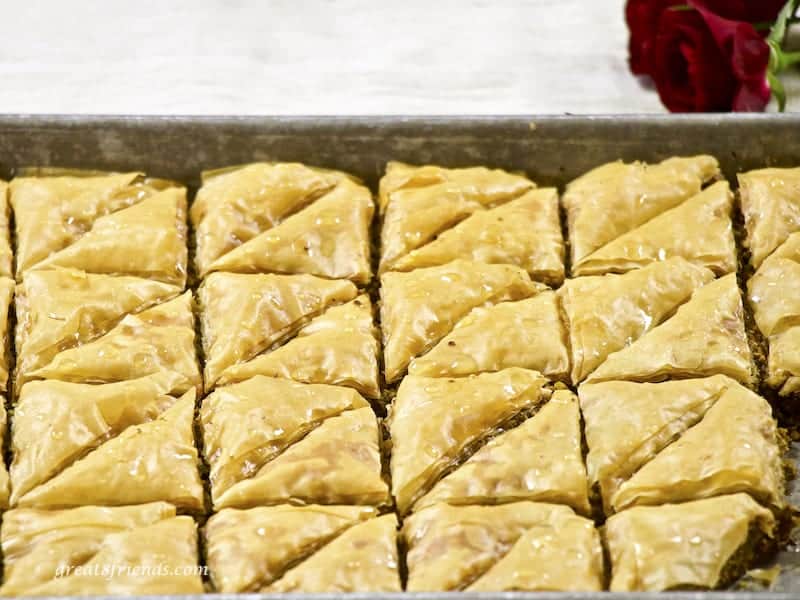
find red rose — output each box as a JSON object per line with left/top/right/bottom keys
{"left": 650, "top": 2, "right": 771, "bottom": 111}
{"left": 625, "top": 0, "right": 783, "bottom": 80}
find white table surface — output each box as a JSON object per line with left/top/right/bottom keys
{"left": 0, "top": 0, "right": 796, "bottom": 115}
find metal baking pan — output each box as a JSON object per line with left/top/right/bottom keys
{"left": 0, "top": 114, "right": 799, "bottom": 600}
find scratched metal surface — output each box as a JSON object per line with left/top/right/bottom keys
{"left": 0, "top": 114, "right": 799, "bottom": 599}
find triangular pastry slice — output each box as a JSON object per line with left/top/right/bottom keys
{"left": 564, "top": 155, "right": 719, "bottom": 267}
{"left": 748, "top": 232, "right": 800, "bottom": 395}
{"left": 205, "top": 505, "right": 399, "bottom": 593}
{"left": 380, "top": 260, "right": 544, "bottom": 382}
{"left": 607, "top": 494, "right": 776, "bottom": 591}
{"left": 14, "top": 392, "right": 204, "bottom": 511}
{"left": 586, "top": 274, "right": 754, "bottom": 386}
{"left": 409, "top": 291, "right": 569, "bottom": 381}
{"left": 415, "top": 389, "right": 590, "bottom": 515}
{"left": 10, "top": 373, "right": 187, "bottom": 505}
{"left": 573, "top": 181, "right": 736, "bottom": 276}
{"left": 1, "top": 503, "right": 202, "bottom": 595}
{"left": 389, "top": 368, "right": 550, "bottom": 515}
{"left": 561, "top": 257, "right": 714, "bottom": 384}
{"left": 215, "top": 295, "right": 380, "bottom": 398}
{"left": 378, "top": 162, "right": 536, "bottom": 270}
{"left": 267, "top": 514, "right": 400, "bottom": 592}
{"left": 404, "top": 502, "right": 603, "bottom": 592}
{"left": 23, "top": 291, "right": 201, "bottom": 394}
{"left": 11, "top": 174, "right": 187, "bottom": 284}
{"left": 15, "top": 269, "right": 182, "bottom": 384}
{"left": 609, "top": 380, "right": 784, "bottom": 513}
{"left": 198, "top": 272, "right": 361, "bottom": 390}
{"left": 0, "top": 181, "right": 12, "bottom": 277}
{"left": 201, "top": 377, "right": 388, "bottom": 509}
{"left": 739, "top": 167, "right": 800, "bottom": 268}
{"left": 580, "top": 375, "right": 783, "bottom": 513}
{"left": 388, "top": 188, "right": 564, "bottom": 284}
{"left": 192, "top": 162, "right": 372, "bottom": 282}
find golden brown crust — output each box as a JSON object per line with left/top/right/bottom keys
{"left": 0, "top": 181, "right": 12, "bottom": 278}
{"left": 191, "top": 163, "right": 373, "bottom": 284}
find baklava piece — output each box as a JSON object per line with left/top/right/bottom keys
{"left": 0, "top": 180, "right": 12, "bottom": 277}
{"left": 380, "top": 260, "right": 568, "bottom": 383}
{"left": 205, "top": 505, "right": 400, "bottom": 593}
{"left": 10, "top": 171, "right": 188, "bottom": 285}
{"left": 379, "top": 162, "right": 564, "bottom": 285}
{"left": 560, "top": 257, "right": 713, "bottom": 384}
{"left": 0, "top": 503, "right": 203, "bottom": 595}
{"left": 749, "top": 233, "right": 800, "bottom": 395}
{"left": 739, "top": 167, "right": 800, "bottom": 270}
{"left": 10, "top": 378, "right": 204, "bottom": 511}
{"left": 581, "top": 376, "right": 784, "bottom": 514}
{"left": 14, "top": 270, "right": 200, "bottom": 394}
{"left": 0, "top": 276, "right": 13, "bottom": 392}
{"left": 740, "top": 168, "right": 800, "bottom": 396}
{"left": 191, "top": 162, "right": 373, "bottom": 284}
{"left": 390, "top": 369, "right": 588, "bottom": 516}
{"left": 403, "top": 502, "right": 603, "bottom": 591}
{"left": 607, "top": 494, "right": 776, "bottom": 591}
{"left": 563, "top": 155, "right": 723, "bottom": 276}
{"left": 199, "top": 273, "right": 379, "bottom": 395}
{"left": 584, "top": 274, "right": 755, "bottom": 386}
{"left": 201, "top": 376, "right": 389, "bottom": 510}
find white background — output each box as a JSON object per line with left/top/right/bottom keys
{"left": 0, "top": 0, "right": 797, "bottom": 114}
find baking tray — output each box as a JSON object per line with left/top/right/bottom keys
{"left": 1, "top": 114, "right": 800, "bottom": 600}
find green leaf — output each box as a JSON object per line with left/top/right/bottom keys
{"left": 768, "top": 71, "right": 787, "bottom": 112}
{"left": 768, "top": 0, "right": 800, "bottom": 45}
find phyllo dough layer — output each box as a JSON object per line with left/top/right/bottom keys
{"left": 0, "top": 403, "right": 9, "bottom": 509}
{"left": 0, "top": 181, "right": 12, "bottom": 277}
{"left": 607, "top": 494, "right": 776, "bottom": 591}
{"left": 739, "top": 167, "right": 800, "bottom": 270}
{"left": 14, "top": 270, "right": 200, "bottom": 394}
{"left": 205, "top": 505, "right": 400, "bottom": 593}
{"left": 561, "top": 257, "right": 714, "bottom": 384}
{"left": 584, "top": 273, "right": 754, "bottom": 386}
{"left": 403, "top": 502, "right": 603, "bottom": 591}
{"left": 200, "top": 376, "right": 389, "bottom": 510}
{"left": 749, "top": 233, "right": 800, "bottom": 395}
{"left": 0, "top": 503, "right": 203, "bottom": 595}
{"left": 0, "top": 276, "right": 13, "bottom": 392}
{"left": 10, "top": 172, "right": 188, "bottom": 285}
{"left": 379, "top": 162, "right": 564, "bottom": 284}
{"left": 191, "top": 162, "right": 373, "bottom": 284}
{"left": 10, "top": 380, "right": 204, "bottom": 511}
{"left": 389, "top": 369, "right": 588, "bottom": 516}
{"left": 199, "top": 272, "right": 378, "bottom": 395}
{"left": 564, "top": 156, "right": 723, "bottom": 275}
{"left": 380, "top": 260, "right": 567, "bottom": 383}
{"left": 581, "top": 376, "right": 784, "bottom": 514}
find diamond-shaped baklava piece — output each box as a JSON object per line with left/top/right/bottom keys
{"left": 191, "top": 162, "right": 373, "bottom": 284}
{"left": 0, "top": 180, "right": 12, "bottom": 277}
{"left": 14, "top": 270, "right": 200, "bottom": 394}
{"left": 10, "top": 380, "right": 203, "bottom": 511}
{"left": 380, "top": 260, "right": 566, "bottom": 383}
{"left": 0, "top": 503, "right": 203, "bottom": 595}
{"left": 749, "top": 232, "right": 800, "bottom": 395}
{"left": 10, "top": 172, "right": 188, "bottom": 285}
{"left": 584, "top": 273, "right": 754, "bottom": 386}
{"left": 607, "top": 494, "right": 776, "bottom": 591}
{"left": 561, "top": 257, "right": 713, "bottom": 384}
{"left": 390, "top": 369, "right": 588, "bottom": 516}
{"left": 379, "top": 162, "right": 564, "bottom": 284}
{"left": 205, "top": 505, "right": 400, "bottom": 593}
{"left": 564, "top": 156, "right": 722, "bottom": 276}
{"left": 581, "top": 376, "right": 784, "bottom": 514}
{"left": 403, "top": 502, "right": 603, "bottom": 591}
{"left": 199, "top": 272, "right": 378, "bottom": 395}
{"left": 739, "top": 167, "right": 800, "bottom": 270}
{"left": 201, "top": 376, "right": 389, "bottom": 510}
